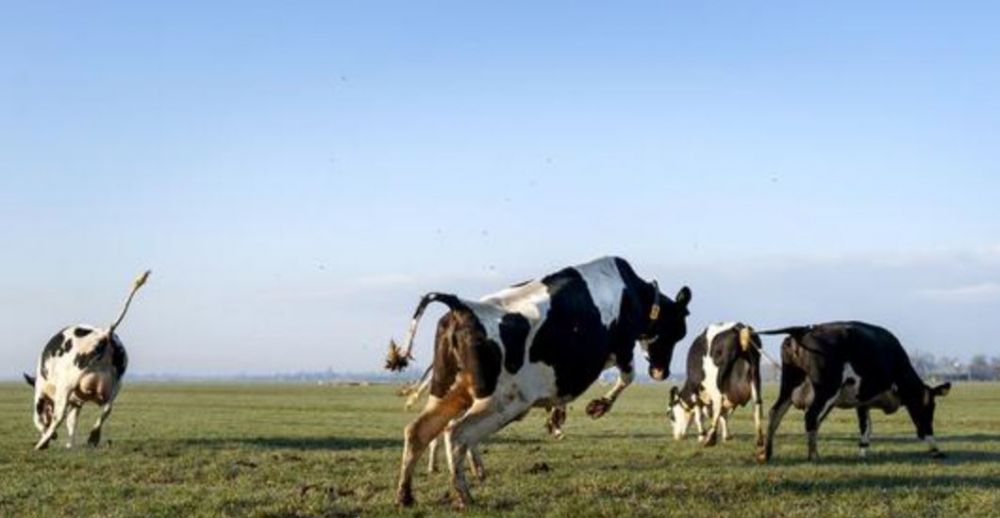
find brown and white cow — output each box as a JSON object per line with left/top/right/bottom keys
{"left": 385, "top": 256, "right": 692, "bottom": 508}
{"left": 24, "top": 271, "right": 150, "bottom": 451}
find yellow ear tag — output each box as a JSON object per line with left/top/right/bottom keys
{"left": 649, "top": 304, "right": 660, "bottom": 321}
{"left": 739, "top": 327, "right": 752, "bottom": 352}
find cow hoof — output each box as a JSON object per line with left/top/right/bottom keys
{"left": 87, "top": 432, "right": 101, "bottom": 448}
{"left": 700, "top": 436, "right": 717, "bottom": 448}
{"left": 585, "top": 398, "right": 612, "bottom": 419}
{"left": 756, "top": 452, "right": 768, "bottom": 464}
{"left": 452, "top": 493, "right": 473, "bottom": 510}
{"left": 930, "top": 450, "right": 947, "bottom": 459}
{"left": 396, "top": 486, "right": 415, "bottom": 507}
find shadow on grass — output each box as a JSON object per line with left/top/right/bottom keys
{"left": 770, "top": 473, "right": 1000, "bottom": 493}
{"left": 178, "top": 436, "right": 400, "bottom": 451}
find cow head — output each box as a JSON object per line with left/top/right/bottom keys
{"left": 715, "top": 325, "right": 760, "bottom": 392}
{"left": 667, "top": 386, "right": 695, "bottom": 439}
{"left": 643, "top": 286, "right": 692, "bottom": 381}
{"left": 908, "top": 382, "right": 952, "bottom": 440}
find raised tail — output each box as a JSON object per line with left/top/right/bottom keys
{"left": 109, "top": 270, "right": 152, "bottom": 334}
{"left": 384, "top": 292, "right": 463, "bottom": 372}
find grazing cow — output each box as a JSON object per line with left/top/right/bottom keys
{"left": 668, "top": 323, "right": 764, "bottom": 450}
{"left": 385, "top": 256, "right": 692, "bottom": 508}
{"left": 24, "top": 271, "right": 150, "bottom": 451}
{"left": 759, "top": 321, "right": 951, "bottom": 462}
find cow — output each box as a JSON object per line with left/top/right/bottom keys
{"left": 668, "top": 322, "right": 764, "bottom": 452}
{"left": 401, "top": 365, "right": 568, "bottom": 478}
{"left": 23, "top": 271, "right": 150, "bottom": 451}
{"left": 384, "top": 256, "right": 692, "bottom": 508}
{"left": 759, "top": 321, "right": 951, "bottom": 463}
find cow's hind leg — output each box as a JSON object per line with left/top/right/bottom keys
{"left": 448, "top": 395, "right": 533, "bottom": 509}
{"left": 762, "top": 367, "right": 805, "bottom": 463}
{"left": 35, "top": 392, "right": 70, "bottom": 451}
{"left": 856, "top": 407, "right": 872, "bottom": 458}
{"left": 87, "top": 403, "right": 114, "bottom": 447}
{"left": 803, "top": 384, "right": 840, "bottom": 462}
{"left": 427, "top": 437, "right": 440, "bottom": 473}
{"left": 397, "top": 387, "right": 472, "bottom": 507}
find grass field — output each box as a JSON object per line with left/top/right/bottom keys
{"left": 1, "top": 381, "right": 998, "bottom": 518}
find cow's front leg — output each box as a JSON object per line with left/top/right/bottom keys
{"left": 701, "top": 396, "right": 724, "bottom": 447}
{"left": 426, "top": 436, "right": 440, "bottom": 473}
{"left": 87, "top": 403, "right": 114, "bottom": 447}
{"left": 586, "top": 367, "right": 634, "bottom": 419}
{"left": 752, "top": 376, "right": 765, "bottom": 450}
{"left": 693, "top": 405, "right": 706, "bottom": 440}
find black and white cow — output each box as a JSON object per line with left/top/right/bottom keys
{"left": 668, "top": 322, "right": 763, "bottom": 450}
{"left": 385, "top": 256, "right": 692, "bottom": 508}
{"left": 759, "top": 321, "right": 951, "bottom": 463}
{"left": 23, "top": 271, "right": 150, "bottom": 451}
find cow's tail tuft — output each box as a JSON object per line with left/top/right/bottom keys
{"left": 109, "top": 270, "right": 152, "bottom": 334}
{"left": 385, "top": 292, "right": 462, "bottom": 372}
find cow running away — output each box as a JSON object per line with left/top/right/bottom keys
{"left": 668, "top": 322, "right": 764, "bottom": 452}
{"left": 24, "top": 270, "right": 151, "bottom": 451}
{"left": 759, "top": 321, "right": 951, "bottom": 463}
{"left": 385, "top": 257, "right": 692, "bottom": 508}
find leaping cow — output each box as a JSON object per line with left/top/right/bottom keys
{"left": 23, "top": 271, "right": 150, "bottom": 451}
{"left": 759, "top": 321, "right": 951, "bottom": 463}
{"left": 385, "top": 256, "right": 692, "bottom": 508}
{"left": 668, "top": 322, "right": 764, "bottom": 451}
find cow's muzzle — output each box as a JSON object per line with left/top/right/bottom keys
{"left": 649, "top": 366, "right": 668, "bottom": 381}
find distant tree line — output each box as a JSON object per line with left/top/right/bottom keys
{"left": 909, "top": 351, "right": 1000, "bottom": 382}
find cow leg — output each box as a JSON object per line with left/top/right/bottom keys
{"left": 467, "top": 445, "right": 485, "bottom": 482}
{"left": 87, "top": 403, "right": 114, "bottom": 447}
{"left": 701, "top": 396, "right": 724, "bottom": 447}
{"left": 586, "top": 365, "right": 634, "bottom": 418}
{"left": 547, "top": 405, "right": 566, "bottom": 440}
{"left": 804, "top": 384, "right": 840, "bottom": 462}
{"left": 762, "top": 363, "right": 807, "bottom": 463}
{"left": 721, "top": 411, "right": 733, "bottom": 442}
{"left": 752, "top": 373, "right": 764, "bottom": 450}
{"left": 65, "top": 404, "right": 81, "bottom": 449}
{"left": 448, "top": 395, "right": 533, "bottom": 509}
{"left": 857, "top": 407, "right": 872, "bottom": 458}
{"left": 693, "top": 405, "right": 706, "bottom": 439}
{"left": 427, "top": 436, "right": 440, "bottom": 473}
{"left": 35, "top": 392, "right": 70, "bottom": 451}
{"left": 397, "top": 387, "right": 473, "bottom": 507}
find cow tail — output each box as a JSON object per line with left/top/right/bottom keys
{"left": 109, "top": 270, "right": 152, "bottom": 334}
{"left": 756, "top": 325, "right": 812, "bottom": 338}
{"left": 385, "top": 292, "right": 462, "bottom": 372}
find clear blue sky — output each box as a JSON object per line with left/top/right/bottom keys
{"left": 2, "top": 2, "right": 998, "bottom": 376}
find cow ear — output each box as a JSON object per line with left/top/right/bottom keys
{"left": 669, "top": 386, "right": 679, "bottom": 403}
{"left": 23, "top": 373, "right": 36, "bottom": 388}
{"left": 674, "top": 286, "right": 692, "bottom": 309}
{"left": 932, "top": 382, "right": 952, "bottom": 398}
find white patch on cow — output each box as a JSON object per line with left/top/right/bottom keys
{"left": 572, "top": 257, "right": 626, "bottom": 328}
{"left": 701, "top": 322, "right": 739, "bottom": 405}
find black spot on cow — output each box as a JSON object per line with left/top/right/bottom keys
{"left": 499, "top": 313, "right": 530, "bottom": 373}
{"left": 74, "top": 336, "right": 109, "bottom": 369}
{"left": 111, "top": 335, "right": 128, "bottom": 379}
{"left": 73, "top": 327, "right": 94, "bottom": 338}
{"left": 528, "top": 267, "right": 612, "bottom": 398}
{"left": 468, "top": 340, "right": 503, "bottom": 398}
{"left": 40, "top": 328, "right": 70, "bottom": 378}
